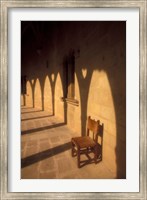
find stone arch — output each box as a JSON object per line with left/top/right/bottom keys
{"left": 54, "top": 72, "right": 64, "bottom": 120}
{"left": 34, "top": 78, "right": 42, "bottom": 109}
{"left": 25, "top": 80, "right": 33, "bottom": 107}
{"left": 43, "top": 75, "right": 52, "bottom": 112}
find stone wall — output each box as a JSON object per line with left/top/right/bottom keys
{"left": 21, "top": 21, "right": 126, "bottom": 178}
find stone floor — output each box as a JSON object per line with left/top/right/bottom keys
{"left": 21, "top": 106, "right": 116, "bottom": 179}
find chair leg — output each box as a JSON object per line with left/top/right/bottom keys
{"left": 77, "top": 148, "right": 80, "bottom": 168}
{"left": 94, "top": 145, "right": 98, "bottom": 164}
{"left": 71, "top": 141, "right": 74, "bottom": 157}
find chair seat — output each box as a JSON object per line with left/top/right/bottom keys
{"left": 72, "top": 136, "right": 96, "bottom": 148}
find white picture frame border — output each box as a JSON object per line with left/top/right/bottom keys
{"left": 1, "top": 0, "right": 146, "bottom": 199}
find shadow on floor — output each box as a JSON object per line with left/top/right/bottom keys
{"left": 21, "top": 106, "right": 33, "bottom": 109}
{"left": 21, "top": 142, "right": 71, "bottom": 168}
{"left": 21, "top": 115, "right": 53, "bottom": 121}
{"left": 21, "top": 122, "right": 66, "bottom": 135}
{"left": 21, "top": 110, "right": 43, "bottom": 114}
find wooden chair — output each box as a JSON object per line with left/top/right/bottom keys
{"left": 71, "top": 116, "right": 101, "bottom": 168}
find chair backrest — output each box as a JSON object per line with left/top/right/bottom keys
{"left": 86, "top": 116, "right": 100, "bottom": 142}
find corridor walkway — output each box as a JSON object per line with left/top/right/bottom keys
{"left": 21, "top": 106, "right": 116, "bottom": 179}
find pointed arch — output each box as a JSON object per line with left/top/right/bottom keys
{"left": 34, "top": 78, "right": 42, "bottom": 109}
{"left": 25, "top": 80, "right": 33, "bottom": 107}
{"left": 43, "top": 75, "right": 52, "bottom": 112}
{"left": 55, "top": 72, "right": 64, "bottom": 120}
{"left": 87, "top": 70, "right": 117, "bottom": 175}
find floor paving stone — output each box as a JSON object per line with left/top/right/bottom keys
{"left": 39, "top": 171, "right": 57, "bottom": 179}
{"left": 39, "top": 157, "right": 56, "bottom": 172}
{"left": 21, "top": 163, "right": 40, "bottom": 179}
